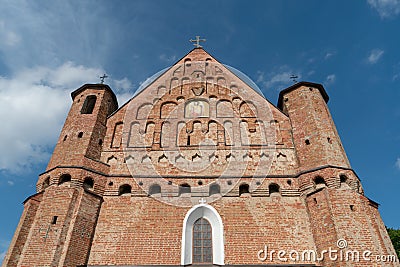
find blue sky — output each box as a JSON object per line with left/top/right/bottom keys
{"left": 0, "top": 0, "right": 399, "bottom": 260}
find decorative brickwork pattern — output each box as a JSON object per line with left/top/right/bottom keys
{"left": 3, "top": 48, "right": 398, "bottom": 267}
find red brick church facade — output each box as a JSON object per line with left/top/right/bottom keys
{"left": 3, "top": 48, "right": 398, "bottom": 267}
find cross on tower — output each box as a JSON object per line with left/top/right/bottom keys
{"left": 190, "top": 36, "right": 206, "bottom": 48}
{"left": 199, "top": 198, "right": 207, "bottom": 204}
{"left": 290, "top": 75, "right": 298, "bottom": 83}
{"left": 100, "top": 74, "right": 108, "bottom": 84}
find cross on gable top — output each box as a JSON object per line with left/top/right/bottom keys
{"left": 190, "top": 36, "right": 206, "bottom": 48}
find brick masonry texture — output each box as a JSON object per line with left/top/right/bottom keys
{"left": 2, "top": 48, "right": 398, "bottom": 267}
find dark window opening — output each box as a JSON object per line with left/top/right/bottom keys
{"left": 350, "top": 205, "right": 355, "bottom": 211}
{"left": 314, "top": 176, "right": 326, "bottom": 185}
{"left": 98, "top": 139, "right": 103, "bottom": 146}
{"left": 42, "top": 177, "right": 50, "bottom": 190}
{"left": 239, "top": 183, "right": 250, "bottom": 196}
{"left": 192, "top": 218, "right": 212, "bottom": 264}
{"left": 209, "top": 184, "right": 220, "bottom": 196}
{"left": 59, "top": 174, "right": 71, "bottom": 185}
{"left": 198, "top": 180, "right": 203, "bottom": 186}
{"left": 81, "top": 95, "right": 97, "bottom": 114}
{"left": 179, "top": 183, "right": 191, "bottom": 195}
{"left": 118, "top": 184, "right": 132, "bottom": 196}
{"left": 149, "top": 184, "right": 161, "bottom": 195}
{"left": 78, "top": 132, "right": 83, "bottom": 138}
{"left": 269, "top": 183, "right": 280, "bottom": 194}
{"left": 305, "top": 139, "right": 310, "bottom": 145}
{"left": 340, "top": 175, "right": 348, "bottom": 184}
{"left": 83, "top": 177, "right": 94, "bottom": 190}
{"left": 63, "top": 135, "right": 67, "bottom": 141}
{"left": 51, "top": 216, "right": 58, "bottom": 225}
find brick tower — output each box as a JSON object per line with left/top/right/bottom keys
{"left": 3, "top": 47, "right": 398, "bottom": 267}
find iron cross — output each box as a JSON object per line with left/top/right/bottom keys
{"left": 100, "top": 74, "right": 108, "bottom": 84}
{"left": 190, "top": 36, "right": 206, "bottom": 48}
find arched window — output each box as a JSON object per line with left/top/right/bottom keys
{"left": 42, "top": 176, "right": 50, "bottom": 190}
{"left": 314, "top": 176, "right": 327, "bottom": 189}
{"left": 179, "top": 183, "right": 191, "bottom": 195}
{"left": 181, "top": 204, "right": 224, "bottom": 265}
{"left": 239, "top": 183, "right": 250, "bottom": 196}
{"left": 83, "top": 177, "right": 94, "bottom": 190}
{"left": 59, "top": 174, "right": 71, "bottom": 185}
{"left": 209, "top": 184, "right": 220, "bottom": 196}
{"left": 118, "top": 184, "right": 132, "bottom": 196}
{"left": 269, "top": 183, "right": 280, "bottom": 194}
{"left": 192, "top": 218, "right": 213, "bottom": 264}
{"left": 149, "top": 184, "right": 161, "bottom": 195}
{"left": 340, "top": 174, "right": 350, "bottom": 188}
{"left": 81, "top": 95, "right": 97, "bottom": 114}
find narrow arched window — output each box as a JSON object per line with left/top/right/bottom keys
{"left": 239, "top": 183, "right": 249, "bottom": 196}
{"left": 42, "top": 177, "right": 50, "bottom": 190}
{"left": 269, "top": 183, "right": 280, "bottom": 194}
{"left": 193, "top": 218, "right": 212, "bottom": 264}
{"left": 118, "top": 184, "right": 132, "bottom": 196}
{"left": 83, "top": 177, "right": 94, "bottom": 190}
{"left": 81, "top": 95, "right": 97, "bottom": 114}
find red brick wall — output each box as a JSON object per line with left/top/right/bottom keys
{"left": 4, "top": 48, "right": 398, "bottom": 267}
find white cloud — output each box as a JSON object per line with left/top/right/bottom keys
{"left": 396, "top": 158, "right": 400, "bottom": 169}
{"left": 0, "top": 20, "right": 20, "bottom": 47}
{"left": 159, "top": 54, "right": 177, "bottom": 63}
{"left": 324, "top": 51, "right": 336, "bottom": 60}
{"left": 368, "top": 0, "right": 400, "bottom": 18}
{"left": 257, "top": 69, "right": 301, "bottom": 90}
{"left": 325, "top": 74, "right": 336, "bottom": 85}
{"left": 7, "top": 181, "right": 14, "bottom": 186}
{"left": 367, "top": 49, "right": 384, "bottom": 64}
{"left": 0, "top": 62, "right": 133, "bottom": 174}
{"left": 0, "top": 239, "right": 10, "bottom": 263}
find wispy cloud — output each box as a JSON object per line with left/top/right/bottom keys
{"left": 396, "top": 158, "right": 400, "bottom": 170}
{"left": 159, "top": 54, "right": 177, "bottom": 63}
{"left": 324, "top": 51, "right": 336, "bottom": 60}
{"left": 257, "top": 68, "right": 301, "bottom": 91}
{"left": 367, "top": 49, "right": 384, "bottom": 64}
{"left": 0, "top": 239, "right": 10, "bottom": 263}
{"left": 368, "top": 0, "right": 400, "bottom": 18}
{"left": 0, "top": 62, "right": 132, "bottom": 174}
{"left": 325, "top": 74, "right": 336, "bottom": 85}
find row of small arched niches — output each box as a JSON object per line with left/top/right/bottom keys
{"left": 46, "top": 173, "right": 281, "bottom": 196}
{"left": 115, "top": 182, "right": 281, "bottom": 196}
{"left": 45, "top": 173, "right": 350, "bottom": 196}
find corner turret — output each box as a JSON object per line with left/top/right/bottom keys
{"left": 278, "top": 82, "right": 350, "bottom": 171}
{"left": 47, "top": 84, "right": 118, "bottom": 170}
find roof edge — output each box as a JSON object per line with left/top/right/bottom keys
{"left": 278, "top": 81, "right": 329, "bottom": 110}
{"left": 71, "top": 83, "right": 118, "bottom": 108}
